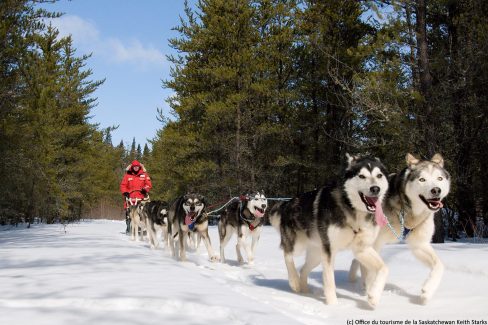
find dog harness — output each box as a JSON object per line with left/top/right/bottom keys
{"left": 385, "top": 208, "right": 406, "bottom": 241}
{"left": 239, "top": 199, "right": 262, "bottom": 231}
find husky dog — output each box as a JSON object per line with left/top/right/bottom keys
{"left": 218, "top": 192, "right": 268, "bottom": 265}
{"left": 126, "top": 197, "right": 148, "bottom": 242}
{"left": 349, "top": 153, "right": 450, "bottom": 304}
{"left": 141, "top": 200, "right": 169, "bottom": 249}
{"left": 269, "top": 154, "right": 389, "bottom": 307}
{"left": 167, "top": 193, "right": 219, "bottom": 261}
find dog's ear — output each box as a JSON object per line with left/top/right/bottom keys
{"left": 345, "top": 153, "right": 359, "bottom": 169}
{"left": 431, "top": 153, "right": 444, "bottom": 168}
{"left": 406, "top": 153, "right": 420, "bottom": 166}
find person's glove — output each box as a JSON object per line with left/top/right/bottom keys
{"left": 141, "top": 188, "right": 147, "bottom": 195}
{"left": 123, "top": 192, "right": 129, "bottom": 198}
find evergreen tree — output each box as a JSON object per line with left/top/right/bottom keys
{"left": 136, "top": 144, "right": 142, "bottom": 160}
{"left": 142, "top": 144, "right": 150, "bottom": 160}
{"left": 0, "top": 1, "right": 122, "bottom": 223}
{"left": 129, "top": 137, "right": 136, "bottom": 161}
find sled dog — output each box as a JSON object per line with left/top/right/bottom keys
{"left": 167, "top": 193, "right": 218, "bottom": 261}
{"left": 126, "top": 197, "right": 148, "bottom": 242}
{"left": 269, "top": 154, "right": 390, "bottom": 307}
{"left": 349, "top": 153, "right": 450, "bottom": 304}
{"left": 141, "top": 200, "right": 169, "bottom": 249}
{"left": 218, "top": 192, "right": 268, "bottom": 265}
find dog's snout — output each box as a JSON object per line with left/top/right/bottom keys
{"left": 262, "top": 204, "right": 267, "bottom": 209}
{"left": 190, "top": 205, "right": 195, "bottom": 211}
{"left": 431, "top": 187, "right": 441, "bottom": 196}
{"left": 370, "top": 186, "right": 380, "bottom": 195}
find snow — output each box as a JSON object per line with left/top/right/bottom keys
{"left": 1, "top": 220, "right": 487, "bottom": 325}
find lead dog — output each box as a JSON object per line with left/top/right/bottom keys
{"left": 218, "top": 192, "right": 268, "bottom": 265}
{"left": 349, "top": 153, "right": 451, "bottom": 304}
{"left": 270, "top": 154, "right": 390, "bottom": 307}
{"left": 167, "top": 193, "right": 219, "bottom": 261}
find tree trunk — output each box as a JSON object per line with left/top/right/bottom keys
{"left": 405, "top": 2, "right": 418, "bottom": 89}
{"left": 415, "top": 0, "right": 444, "bottom": 243}
{"left": 236, "top": 101, "right": 242, "bottom": 189}
{"left": 416, "top": 0, "right": 435, "bottom": 156}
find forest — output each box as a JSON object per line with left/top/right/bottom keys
{"left": 1, "top": 0, "right": 487, "bottom": 242}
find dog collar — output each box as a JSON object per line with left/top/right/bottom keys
{"left": 241, "top": 217, "right": 262, "bottom": 231}
{"left": 239, "top": 206, "right": 259, "bottom": 231}
{"left": 384, "top": 208, "right": 406, "bottom": 241}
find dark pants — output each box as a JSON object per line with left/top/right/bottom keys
{"left": 125, "top": 209, "right": 131, "bottom": 234}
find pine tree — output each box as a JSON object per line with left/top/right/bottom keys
{"left": 0, "top": 2, "right": 121, "bottom": 223}
{"left": 129, "top": 137, "right": 137, "bottom": 161}
{"left": 136, "top": 144, "right": 142, "bottom": 160}
{"left": 142, "top": 144, "right": 150, "bottom": 160}
{"left": 290, "top": 1, "right": 372, "bottom": 187}
{"left": 162, "top": 0, "right": 262, "bottom": 199}
{"left": 0, "top": 0, "right": 60, "bottom": 224}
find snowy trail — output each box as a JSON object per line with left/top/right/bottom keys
{"left": 0, "top": 220, "right": 487, "bottom": 325}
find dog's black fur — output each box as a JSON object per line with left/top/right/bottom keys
{"left": 140, "top": 200, "right": 169, "bottom": 248}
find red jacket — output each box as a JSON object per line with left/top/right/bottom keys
{"left": 120, "top": 160, "right": 152, "bottom": 203}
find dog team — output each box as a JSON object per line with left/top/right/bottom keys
{"left": 120, "top": 153, "right": 451, "bottom": 308}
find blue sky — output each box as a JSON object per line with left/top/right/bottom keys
{"left": 39, "top": 0, "right": 195, "bottom": 148}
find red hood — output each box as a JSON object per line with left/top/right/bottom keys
{"left": 129, "top": 160, "right": 143, "bottom": 175}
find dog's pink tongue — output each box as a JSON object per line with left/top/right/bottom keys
{"left": 254, "top": 210, "right": 264, "bottom": 218}
{"left": 374, "top": 200, "right": 387, "bottom": 227}
{"left": 185, "top": 213, "right": 196, "bottom": 225}
{"left": 430, "top": 200, "right": 444, "bottom": 209}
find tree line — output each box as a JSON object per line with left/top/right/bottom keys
{"left": 1, "top": 0, "right": 487, "bottom": 241}
{"left": 146, "top": 0, "right": 488, "bottom": 242}
{"left": 0, "top": 0, "right": 126, "bottom": 224}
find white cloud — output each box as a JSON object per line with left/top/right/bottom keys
{"left": 105, "top": 38, "right": 163, "bottom": 66}
{"left": 49, "top": 15, "right": 164, "bottom": 69}
{"left": 50, "top": 15, "right": 99, "bottom": 45}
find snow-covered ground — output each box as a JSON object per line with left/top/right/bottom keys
{"left": 1, "top": 220, "right": 487, "bottom": 325}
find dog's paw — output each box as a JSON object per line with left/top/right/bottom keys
{"left": 209, "top": 255, "right": 220, "bottom": 262}
{"left": 325, "top": 295, "right": 338, "bottom": 305}
{"left": 420, "top": 290, "right": 431, "bottom": 305}
{"left": 289, "top": 278, "right": 300, "bottom": 293}
{"left": 299, "top": 283, "right": 309, "bottom": 294}
{"left": 367, "top": 294, "right": 379, "bottom": 309}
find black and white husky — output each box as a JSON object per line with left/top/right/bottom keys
{"left": 167, "top": 193, "right": 219, "bottom": 261}
{"left": 349, "top": 153, "right": 451, "bottom": 304}
{"left": 141, "top": 200, "right": 169, "bottom": 249}
{"left": 126, "top": 197, "right": 148, "bottom": 242}
{"left": 218, "top": 192, "right": 268, "bottom": 265}
{"left": 270, "top": 154, "right": 390, "bottom": 308}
